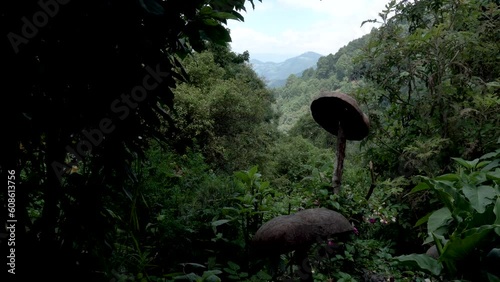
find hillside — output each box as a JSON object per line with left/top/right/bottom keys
{"left": 271, "top": 34, "right": 373, "bottom": 132}
{"left": 250, "top": 51, "right": 322, "bottom": 87}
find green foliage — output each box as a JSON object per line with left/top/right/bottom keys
{"left": 169, "top": 49, "right": 278, "bottom": 173}
{"left": 288, "top": 111, "right": 333, "bottom": 149}
{"left": 272, "top": 34, "right": 370, "bottom": 133}
{"left": 256, "top": 134, "right": 418, "bottom": 281}
{"left": 396, "top": 149, "right": 500, "bottom": 280}
{"left": 396, "top": 254, "right": 443, "bottom": 276}
{"left": 6, "top": 0, "right": 266, "bottom": 279}
{"left": 360, "top": 0, "right": 500, "bottom": 179}
{"left": 315, "top": 34, "right": 370, "bottom": 80}
{"left": 231, "top": 165, "right": 275, "bottom": 235}
{"left": 223, "top": 261, "right": 247, "bottom": 280}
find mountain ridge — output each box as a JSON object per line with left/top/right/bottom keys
{"left": 249, "top": 51, "right": 323, "bottom": 88}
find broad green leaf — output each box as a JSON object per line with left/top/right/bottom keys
{"left": 139, "top": 0, "right": 164, "bottom": 15}
{"left": 424, "top": 208, "right": 452, "bottom": 244}
{"left": 486, "top": 272, "right": 500, "bottom": 282}
{"left": 427, "top": 207, "right": 452, "bottom": 237}
{"left": 234, "top": 171, "right": 250, "bottom": 183}
{"left": 462, "top": 184, "right": 497, "bottom": 213}
{"left": 414, "top": 211, "right": 432, "bottom": 227}
{"left": 486, "top": 169, "right": 500, "bottom": 181}
{"left": 227, "top": 261, "right": 240, "bottom": 271}
{"left": 212, "top": 11, "right": 241, "bottom": 21}
{"left": 477, "top": 161, "right": 492, "bottom": 169}
{"left": 223, "top": 267, "right": 237, "bottom": 275}
{"left": 481, "top": 159, "right": 500, "bottom": 171}
{"left": 203, "top": 19, "right": 219, "bottom": 26}
{"left": 409, "top": 182, "right": 430, "bottom": 194}
{"left": 248, "top": 165, "right": 259, "bottom": 177}
{"left": 329, "top": 200, "right": 340, "bottom": 210}
{"left": 203, "top": 274, "right": 221, "bottom": 282}
{"left": 399, "top": 71, "right": 410, "bottom": 77}
{"left": 231, "top": 11, "right": 244, "bottom": 22}
{"left": 480, "top": 151, "right": 500, "bottom": 160}
{"left": 432, "top": 180, "right": 457, "bottom": 212}
{"left": 211, "top": 219, "right": 230, "bottom": 227}
{"left": 256, "top": 270, "right": 272, "bottom": 280}
{"left": 200, "top": 6, "right": 213, "bottom": 15}
{"left": 259, "top": 181, "right": 270, "bottom": 191}
{"left": 434, "top": 174, "right": 460, "bottom": 181}
{"left": 395, "top": 254, "right": 442, "bottom": 275}
{"left": 495, "top": 197, "right": 500, "bottom": 225}
{"left": 469, "top": 171, "right": 489, "bottom": 186}
{"left": 440, "top": 225, "right": 496, "bottom": 263}
{"left": 452, "top": 157, "right": 479, "bottom": 170}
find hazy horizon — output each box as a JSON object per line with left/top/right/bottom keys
{"left": 226, "top": 0, "right": 389, "bottom": 63}
{"left": 247, "top": 51, "right": 324, "bottom": 63}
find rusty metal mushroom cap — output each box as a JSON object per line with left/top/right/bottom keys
{"left": 251, "top": 214, "right": 313, "bottom": 255}
{"left": 293, "top": 208, "right": 354, "bottom": 234}
{"left": 310, "top": 92, "right": 369, "bottom": 141}
{"left": 251, "top": 208, "right": 353, "bottom": 256}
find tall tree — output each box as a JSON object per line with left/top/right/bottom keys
{"left": 168, "top": 46, "right": 277, "bottom": 173}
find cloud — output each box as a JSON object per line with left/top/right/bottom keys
{"left": 226, "top": 0, "right": 389, "bottom": 61}
{"left": 276, "top": 0, "right": 387, "bottom": 18}
{"left": 228, "top": 26, "right": 282, "bottom": 50}
{"left": 245, "top": 0, "right": 275, "bottom": 11}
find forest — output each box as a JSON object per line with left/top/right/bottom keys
{"left": 1, "top": 0, "right": 499, "bottom": 281}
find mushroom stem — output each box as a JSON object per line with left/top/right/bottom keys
{"left": 295, "top": 248, "right": 314, "bottom": 282}
{"left": 332, "top": 124, "right": 346, "bottom": 194}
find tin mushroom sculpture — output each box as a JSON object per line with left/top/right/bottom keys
{"left": 252, "top": 208, "right": 354, "bottom": 281}
{"left": 310, "top": 92, "right": 370, "bottom": 194}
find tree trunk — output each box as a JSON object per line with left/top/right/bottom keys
{"left": 332, "top": 125, "right": 346, "bottom": 194}
{"left": 294, "top": 248, "right": 314, "bottom": 282}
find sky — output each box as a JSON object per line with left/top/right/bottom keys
{"left": 225, "top": 0, "right": 391, "bottom": 62}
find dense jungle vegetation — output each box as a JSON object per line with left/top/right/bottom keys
{"left": 2, "top": 0, "right": 499, "bottom": 281}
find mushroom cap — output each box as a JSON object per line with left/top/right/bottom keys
{"left": 310, "top": 92, "right": 369, "bottom": 141}
{"left": 251, "top": 208, "right": 353, "bottom": 256}
{"left": 293, "top": 208, "right": 354, "bottom": 235}
{"left": 251, "top": 214, "right": 313, "bottom": 255}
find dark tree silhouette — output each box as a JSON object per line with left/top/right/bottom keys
{"left": 1, "top": 0, "right": 258, "bottom": 280}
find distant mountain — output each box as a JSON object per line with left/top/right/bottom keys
{"left": 250, "top": 52, "right": 323, "bottom": 88}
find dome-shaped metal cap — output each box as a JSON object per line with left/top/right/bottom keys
{"left": 252, "top": 208, "right": 353, "bottom": 256}
{"left": 311, "top": 92, "right": 369, "bottom": 141}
